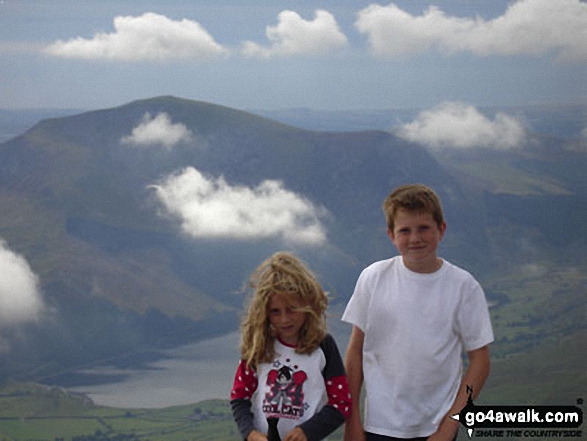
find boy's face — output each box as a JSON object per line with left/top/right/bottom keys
{"left": 388, "top": 209, "right": 446, "bottom": 273}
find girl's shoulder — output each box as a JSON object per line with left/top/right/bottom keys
{"left": 318, "top": 333, "right": 342, "bottom": 355}
{"left": 318, "top": 333, "right": 346, "bottom": 378}
{"left": 320, "top": 332, "right": 336, "bottom": 345}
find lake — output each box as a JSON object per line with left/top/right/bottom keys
{"left": 65, "top": 314, "right": 352, "bottom": 409}
{"left": 67, "top": 331, "right": 242, "bottom": 409}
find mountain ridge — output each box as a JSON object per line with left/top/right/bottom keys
{"left": 0, "top": 96, "right": 584, "bottom": 383}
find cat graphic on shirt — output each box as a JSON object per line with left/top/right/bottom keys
{"left": 263, "top": 362, "right": 308, "bottom": 419}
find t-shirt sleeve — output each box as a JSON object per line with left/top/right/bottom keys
{"left": 321, "top": 334, "right": 352, "bottom": 417}
{"left": 230, "top": 359, "right": 258, "bottom": 440}
{"left": 230, "top": 359, "right": 259, "bottom": 400}
{"left": 298, "top": 334, "right": 352, "bottom": 440}
{"left": 341, "top": 267, "right": 372, "bottom": 331}
{"left": 457, "top": 279, "right": 495, "bottom": 352}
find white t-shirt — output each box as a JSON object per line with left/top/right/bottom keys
{"left": 342, "top": 256, "right": 494, "bottom": 438}
{"left": 230, "top": 335, "right": 351, "bottom": 440}
{"left": 252, "top": 340, "right": 328, "bottom": 435}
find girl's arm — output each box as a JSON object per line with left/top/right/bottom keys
{"left": 296, "top": 334, "right": 351, "bottom": 440}
{"left": 230, "top": 360, "right": 260, "bottom": 440}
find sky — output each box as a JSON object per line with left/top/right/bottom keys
{"left": 0, "top": 0, "right": 586, "bottom": 112}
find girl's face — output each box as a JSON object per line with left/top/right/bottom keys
{"left": 268, "top": 292, "right": 306, "bottom": 346}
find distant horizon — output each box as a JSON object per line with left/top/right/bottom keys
{"left": 1, "top": 96, "right": 586, "bottom": 113}
{"left": 1, "top": 98, "right": 586, "bottom": 145}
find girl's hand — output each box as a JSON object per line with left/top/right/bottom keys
{"left": 283, "top": 427, "right": 307, "bottom": 441}
{"left": 247, "top": 430, "right": 268, "bottom": 441}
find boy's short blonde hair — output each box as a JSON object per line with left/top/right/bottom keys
{"left": 382, "top": 184, "right": 445, "bottom": 231}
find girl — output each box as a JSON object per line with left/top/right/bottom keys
{"left": 230, "top": 252, "right": 351, "bottom": 441}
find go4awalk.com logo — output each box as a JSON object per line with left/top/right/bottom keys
{"left": 451, "top": 387, "right": 583, "bottom": 439}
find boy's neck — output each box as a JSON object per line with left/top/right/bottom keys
{"left": 402, "top": 256, "right": 443, "bottom": 274}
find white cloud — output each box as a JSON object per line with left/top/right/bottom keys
{"left": 241, "top": 9, "right": 347, "bottom": 58}
{"left": 356, "top": 0, "right": 587, "bottom": 61}
{"left": 45, "top": 12, "right": 228, "bottom": 61}
{"left": 121, "top": 113, "right": 193, "bottom": 149}
{"left": 396, "top": 102, "right": 526, "bottom": 149}
{"left": 150, "top": 167, "right": 327, "bottom": 246}
{"left": 0, "top": 240, "right": 44, "bottom": 327}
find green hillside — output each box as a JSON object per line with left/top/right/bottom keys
{"left": 484, "top": 329, "right": 587, "bottom": 406}
{"left": 0, "top": 383, "right": 239, "bottom": 440}
{"left": 484, "top": 261, "right": 587, "bottom": 358}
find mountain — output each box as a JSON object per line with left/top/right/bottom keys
{"left": 0, "top": 96, "right": 585, "bottom": 385}
{"left": 0, "top": 108, "right": 81, "bottom": 144}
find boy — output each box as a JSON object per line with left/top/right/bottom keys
{"left": 342, "top": 184, "right": 494, "bottom": 441}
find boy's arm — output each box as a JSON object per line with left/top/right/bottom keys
{"left": 428, "top": 345, "right": 491, "bottom": 441}
{"left": 343, "top": 326, "right": 366, "bottom": 441}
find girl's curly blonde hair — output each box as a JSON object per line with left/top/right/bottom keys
{"left": 239, "top": 251, "right": 329, "bottom": 369}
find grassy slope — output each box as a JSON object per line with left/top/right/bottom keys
{"left": 484, "top": 261, "right": 587, "bottom": 358}
{"left": 483, "top": 329, "right": 587, "bottom": 406}
{"left": 0, "top": 383, "right": 239, "bottom": 440}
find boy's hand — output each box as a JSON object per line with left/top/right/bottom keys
{"left": 427, "top": 428, "right": 458, "bottom": 441}
{"left": 343, "top": 420, "right": 366, "bottom": 441}
{"left": 426, "top": 413, "right": 459, "bottom": 441}
{"left": 247, "top": 430, "right": 268, "bottom": 441}
{"left": 283, "top": 427, "right": 307, "bottom": 441}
